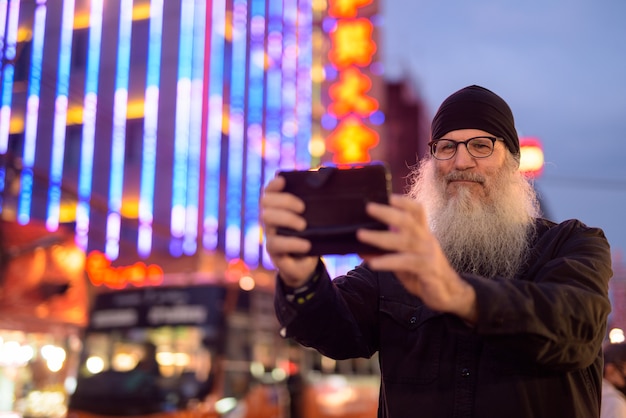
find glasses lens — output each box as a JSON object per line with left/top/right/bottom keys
{"left": 467, "top": 137, "right": 494, "bottom": 157}
{"left": 433, "top": 140, "right": 457, "bottom": 159}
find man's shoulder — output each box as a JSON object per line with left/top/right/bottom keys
{"left": 535, "top": 217, "right": 607, "bottom": 237}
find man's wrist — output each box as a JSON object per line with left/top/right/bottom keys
{"left": 281, "top": 259, "right": 324, "bottom": 305}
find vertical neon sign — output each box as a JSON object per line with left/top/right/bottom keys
{"left": 183, "top": 0, "right": 206, "bottom": 255}
{"left": 280, "top": 0, "right": 297, "bottom": 168}
{"left": 224, "top": 0, "right": 248, "bottom": 259}
{"left": 296, "top": 0, "right": 313, "bottom": 165}
{"left": 242, "top": 0, "right": 265, "bottom": 264}
{"left": 261, "top": 0, "right": 283, "bottom": 268}
{"left": 76, "top": 0, "right": 104, "bottom": 250}
{"left": 0, "top": 0, "right": 20, "bottom": 209}
{"left": 0, "top": 0, "right": 20, "bottom": 154}
{"left": 203, "top": 0, "right": 225, "bottom": 251}
{"left": 138, "top": 0, "right": 164, "bottom": 258}
{"left": 183, "top": 0, "right": 207, "bottom": 255}
{"left": 17, "top": 0, "right": 46, "bottom": 224}
{"left": 170, "top": 0, "right": 195, "bottom": 257}
{"left": 324, "top": 0, "right": 380, "bottom": 164}
{"left": 47, "top": 0, "right": 76, "bottom": 231}
{"left": 106, "top": 0, "right": 134, "bottom": 260}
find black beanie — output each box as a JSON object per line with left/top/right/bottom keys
{"left": 431, "top": 85, "right": 520, "bottom": 158}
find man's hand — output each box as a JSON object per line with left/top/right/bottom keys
{"left": 260, "top": 176, "right": 319, "bottom": 288}
{"left": 357, "top": 194, "right": 478, "bottom": 323}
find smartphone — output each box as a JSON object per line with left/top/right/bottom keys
{"left": 276, "top": 163, "right": 392, "bottom": 256}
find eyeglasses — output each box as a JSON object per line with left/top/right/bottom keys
{"left": 428, "top": 136, "right": 504, "bottom": 160}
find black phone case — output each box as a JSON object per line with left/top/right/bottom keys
{"left": 277, "top": 164, "right": 391, "bottom": 255}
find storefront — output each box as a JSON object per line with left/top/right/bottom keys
{"left": 0, "top": 221, "right": 88, "bottom": 418}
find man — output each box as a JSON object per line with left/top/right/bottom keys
{"left": 602, "top": 342, "right": 626, "bottom": 418}
{"left": 260, "top": 85, "right": 612, "bottom": 417}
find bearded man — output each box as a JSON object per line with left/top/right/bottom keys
{"left": 261, "top": 85, "right": 612, "bottom": 418}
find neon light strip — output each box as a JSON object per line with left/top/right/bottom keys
{"left": 0, "top": 0, "right": 19, "bottom": 209}
{"left": 137, "top": 0, "right": 164, "bottom": 258}
{"left": 295, "top": 0, "right": 312, "bottom": 167}
{"left": 182, "top": 0, "right": 207, "bottom": 255}
{"left": 170, "top": 0, "right": 195, "bottom": 257}
{"left": 242, "top": 0, "right": 266, "bottom": 266}
{"left": 261, "top": 0, "right": 283, "bottom": 268}
{"left": 17, "top": 0, "right": 46, "bottom": 225}
{"left": 0, "top": 0, "right": 8, "bottom": 66}
{"left": 46, "top": 0, "right": 76, "bottom": 231}
{"left": 76, "top": 0, "right": 104, "bottom": 250}
{"left": 105, "top": 0, "right": 134, "bottom": 260}
{"left": 202, "top": 0, "right": 225, "bottom": 251}
{"left": 0, "top": 0, "right": 18, "bottom": 153}
{"left": 224, "top": 0, "right": 248, "bottom": 259}
{"left": 280, "top": 0, "right": 298, "bottom": 168}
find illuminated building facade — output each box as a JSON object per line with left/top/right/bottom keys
{"left": 0, "top": 0, "right": 431, "bottom": 413}
{"left": 0, "top": 0, "right": 403, "bottom": 277}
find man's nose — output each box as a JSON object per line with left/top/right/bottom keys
{"left": 453, "top": 143, "right": 477, "bottom": 169}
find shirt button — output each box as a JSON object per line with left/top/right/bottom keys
{"left": 409, "top": 316, "right": 417, "bottom": 324}
{"left": 461, "top": 368, "right": 470, "bottom": 377}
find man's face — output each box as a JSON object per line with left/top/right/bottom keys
{"left": 410, "top": 127, "right": 537, "bottom": 278}
{"left": 433, "top": 128, "right": 509, "bottom": 204}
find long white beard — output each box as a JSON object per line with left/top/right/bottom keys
{"left": 408, "top": 157, "right": 541, "bottom": 279}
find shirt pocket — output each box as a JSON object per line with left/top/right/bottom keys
{"left": 379, "top": 298, "right": 443, "bottom": 384}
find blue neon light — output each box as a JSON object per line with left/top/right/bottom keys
{"left": 295, "top": 0, "right": 313, "bottom": 167}
{"left": 170, "top": 0, "right": 195, "bottom": 257}
{"left": 182, "top": 0, "right": 207, "bottom": 256}
{"left": 47, "top": 0, "right": 76, "bottom": 231}
{"left": 0, "top": 0, "right": 17, "bottom": 153}
{"left": 0, "top": 0, "right": 19, "bottom": 209}
{"left": 138, "top": 0, "right": 164, "bottom": 258}
{"left": 224, "top": 0, "right": 248, "bottom": 259}
{"left": 203, "top": 0, "right": 226, "bottom": 251}
{"left": 261, "top": 0, "right": 284, "bottom": 268}
{"left": 280, "top": 0, "right": 298, "bottom": 169}
{"left": 242, "top": 0, "right": 266, "bottom": 265}
{"left": 17, "top": 1, "right": 46, "bottom": 225}
{"left": 106, "top": 0, "right": 134, "bottom": 260}
{"left": 76, "top": 0, "right": 104, "bottom": 250}
{"left": 0, "top": 0, "right": 8, "bottom": 66}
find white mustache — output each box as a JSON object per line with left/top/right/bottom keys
{"left": 445, "top": 171, "right": 486, "bottom": 184}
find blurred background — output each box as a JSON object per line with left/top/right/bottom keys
{"left": 0, "top": 0, "right": 624, "bottom": 417}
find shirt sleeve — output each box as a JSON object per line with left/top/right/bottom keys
{"left": 467, "top": 219, "right": 612, "bottom": 371}
{"left": 274, "top": 259, "right": 379, "bottom": 360}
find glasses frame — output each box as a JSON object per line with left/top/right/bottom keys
{"left": 428, "top": 136, "right": 504, "bottom": 160}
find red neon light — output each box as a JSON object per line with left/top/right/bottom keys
{"left": 328, "top": 67, "right": 379, "bottom": 117}
{"left": 328, "top": 19, "right": 376, "bottom": 69}
{"left": 326, "top": 116, "right": 379, "bottom": 164}
{"left": 328, "top": 0, "right": 374, "bottom": 18}
{"left": 519, "top": 136, "right": 545, "bottom": 178}
{"left": 86, "top": 251, "right": 164, "bottom": 289}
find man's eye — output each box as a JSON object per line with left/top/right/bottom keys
{"left": 470, "top": 141, "right": 492, "bottom": 151}
{"left": 439, "top": 142, "right": 456, "bottom": 151}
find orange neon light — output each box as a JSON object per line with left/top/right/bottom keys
{"left": 225, "top": 258, "right": 250, "bottom": 282}
{"left": 326, "top": 116, "right": 379, "bottom": 164}
{"left": 328, "top": 67, "right": 379, "bottom": 117}
{"left": 328, "top": 19, "right": 377, "bottom": 69}
{"left": 328, "top": 0, "right": 374, "bottom": 18}
{"left": 86, "top": 251, "right": 164, "bottom": 289}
